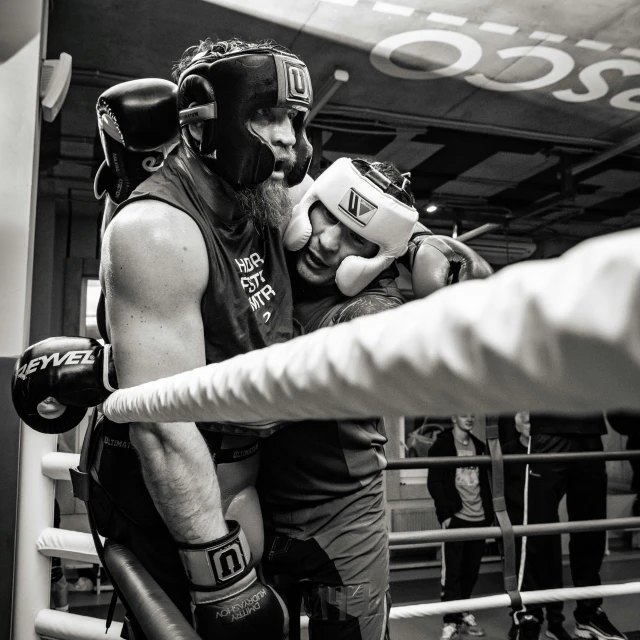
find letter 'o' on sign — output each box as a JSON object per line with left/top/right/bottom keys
{"left": 370, "top": 30, "right": 483, "bottom": 80}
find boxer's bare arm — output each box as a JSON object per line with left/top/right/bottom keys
{"left": 101, "top": 200, "right": 227, "bottom": 543}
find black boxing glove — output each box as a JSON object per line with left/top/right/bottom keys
{"left": 407, "top": 231, "right": 494, "bottom": 298}
{"left": 179, "top": 521, "right": 288, "bottom": 640}
{"left": 95, "top": 78, "right": 179, "bottom": 204}
{"left": 12, "top": 337, "right": 118, "bottom": 434}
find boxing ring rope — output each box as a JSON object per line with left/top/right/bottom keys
{"left": 37, "top": 453, "right": 640, "bottom": 545}
{"left": 390, "top": 517, "right": 640, "bottom": 545}
{"left": 23, "top": 449, "right": 640, "bottom": 638}
{"left": 23, "top": 451, "right": 198, "bottom": 640}
{"left": 35, "top": 611, "right": 122, "bottom": 640}
{"left": 365, "top": 582, "right": 640, "bottom": 622}
{"left": 37, "top": 528, "right": 100, "bottom": 564}
{"left": 387, "top": 450, "right": 640, "bottom": 469}
{"left": 298, "top": 582, "right": 640, "bottom": 629}
{"left": 101, "top": 229, "right": 640, "bottom": 426}
{"left": 12, "top": 431, "right": 121, "bottom": 640}
{"left": 42, "top": 452, "right": 81, "bottom": 480}
{"left": 32, "top": 446, "right": 640, "bottom": 637}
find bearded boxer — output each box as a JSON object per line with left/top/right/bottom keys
{"left": 89, "top": 38, "right": 313, "bottom": 639}
{"left": 258, "top": 158, "right": 493, "bottom": 640}
{"left": 12, "top": 73, "right": 490, "bottom": 638}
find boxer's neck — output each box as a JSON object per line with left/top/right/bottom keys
{"left": 179, "top": 144, "right": 238, "bottom": 222}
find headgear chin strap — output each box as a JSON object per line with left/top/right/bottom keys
{"left": 177, "top": 50, "right": 313, "bottom": 188}
{"left": 286, "top": 157, "right": 418, "bottom": 296}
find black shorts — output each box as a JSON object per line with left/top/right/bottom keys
{"left": 90, "top": 417, "right": 193, "bottom": 622}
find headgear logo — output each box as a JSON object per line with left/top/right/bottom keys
{"left": 209, "top": 541, "right": 247, "bottom": 584}
{"left": 285, "top": 62, "right": 311, "bottom": 103}
{"left": 339, "top": 189, "right": 378, "bottom": 226}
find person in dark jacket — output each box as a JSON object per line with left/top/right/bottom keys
{"left": 516, "top": 414, "right": 626, "bottom": 640}
{"left": 502, "top": 412, "right": 568, "bottom": 640}
{"left": 606, "top": 413, "right": 640, "bottom": 517}
{"left": 428, "top": 414, "right": 494, "bottom": 640}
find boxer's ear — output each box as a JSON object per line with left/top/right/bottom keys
{"left": 187, "top": 103, "right": 204, "bottom": 142}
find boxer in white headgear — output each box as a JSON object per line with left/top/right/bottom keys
{"left": 259, "top": 157, "right": 494, "bottom": 640}
{"left": 285, "top": 156, "right": 492, "bottom": 304}
{"left": 285, "top": 156, "right": 417, "bottom": 295}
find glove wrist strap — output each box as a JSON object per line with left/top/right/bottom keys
{"left": 178, "top": 520, "right": 256, "bottom": 605}
{"left": 102, "top": 344, "right": 118, "bottom": 393}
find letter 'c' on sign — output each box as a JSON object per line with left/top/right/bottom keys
{"left": 465, "top": 46, "right": 575, "bottom": 92}
{"left": 553, "top": 60, "right": 640, "bottom": 104}
{"left": 370, "top": 30, "right": 483, "bottom": 80}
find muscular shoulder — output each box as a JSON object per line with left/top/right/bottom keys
{"left": 101, "top": 199, "right": 208, "bottom": 303}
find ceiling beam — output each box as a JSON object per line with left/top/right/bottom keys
{"left": 459, "top": 131, "right": 640, "bottom": 243}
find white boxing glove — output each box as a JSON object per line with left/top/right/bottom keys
{"left": 283, "top": 173, "right": 314, "bottom": 251}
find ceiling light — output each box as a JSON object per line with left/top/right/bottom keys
{"left": 425, "top": 205, "right": 438, "bottom": 213}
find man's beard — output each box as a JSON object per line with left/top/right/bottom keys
{"left": 234, "top": 154, "right": 296, "bottom": 228}
{"left": 235, "top": 179, "right": 292, "bottom": 229}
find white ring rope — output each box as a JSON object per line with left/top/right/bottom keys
{"left": 385, "top": 581, "right": 640, "bottom": 620}
{"left": 102, "top": 228, "right": 640, "bottom": 426}
{"left": 35, "top": 610, "right": 123, "bottom": 640}
{"left": 299, "top": 581, "right": 640, "bottom": 628}
{"left": 41, "top": 452, "right": 80, "bottom": 480}
{"left": 36, "top": 528, "right": 101, "bottom": 564}
{"left": 389, "top": 517, "right": 640, "bottom": 544}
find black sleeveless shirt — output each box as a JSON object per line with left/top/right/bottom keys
{"left": 258, "top": 267, "right": 404, "bottom": 530}
{"left": 101, "top": 145, "right": 294, "bottom": 441}
{"left": 120, "top": 145, "right": 295, "bottom": 360}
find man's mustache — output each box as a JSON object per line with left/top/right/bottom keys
{"left": 274, "top": 152, "right": 296, "bottom": 174}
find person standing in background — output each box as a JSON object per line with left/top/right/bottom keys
{"left": 502, "top": 412, "right": 569, "bottom": 640}
{"left": 516, "top": 414, "right": 626, "bottom": 640}
{"left": 606, "top": 413, "right": 640, "bottom": 520}
{"left": 428, "top": 414, "right": 494, "bottom": 640}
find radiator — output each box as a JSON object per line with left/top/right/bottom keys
{"left": 391, "top": 507, "right": 440, "bottom": 532}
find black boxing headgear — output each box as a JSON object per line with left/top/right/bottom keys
{"left": 177, "top": 49, "right": 313, "bottom": 187}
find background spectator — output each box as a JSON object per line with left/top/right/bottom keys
{"left": 516, "top": 414, "right": 625, "bottom": 640}
{"left": 606, "top": 412, "right": 640, "bottom": 518}
{"left": 502, "top": 412, "right": 567, "bottom": 640}
{"left": 427, "top": 414, "right": 493, "bottom": 640}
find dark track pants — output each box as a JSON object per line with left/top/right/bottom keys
{"left": 510, "top": 513, "right": 564, "bottom": 624}
{"left": 441, "top": 516, "right": 488, "bottom": 624}
{"left": 519, "top": 434, "right": 607, "bottom": 624}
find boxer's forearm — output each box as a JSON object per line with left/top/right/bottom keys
{"left": 102, "top": 200, "right": 225, "bottom": 543}
{"left": 103, "top": 228, "right": 640, "bottom": 423}
{"left": 130, "top": 421, "right": 227, "bottom": 543}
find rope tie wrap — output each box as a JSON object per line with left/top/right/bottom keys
{"left": 485, "top": 418, "right": 522, "bottom": 611}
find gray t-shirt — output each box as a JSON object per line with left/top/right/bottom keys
{"left": 454, "top": 439, "right": 485, "bottom": 522}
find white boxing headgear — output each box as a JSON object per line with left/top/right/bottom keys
{"left": 284, "top": 157, "right": 418, "bottom": 296}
